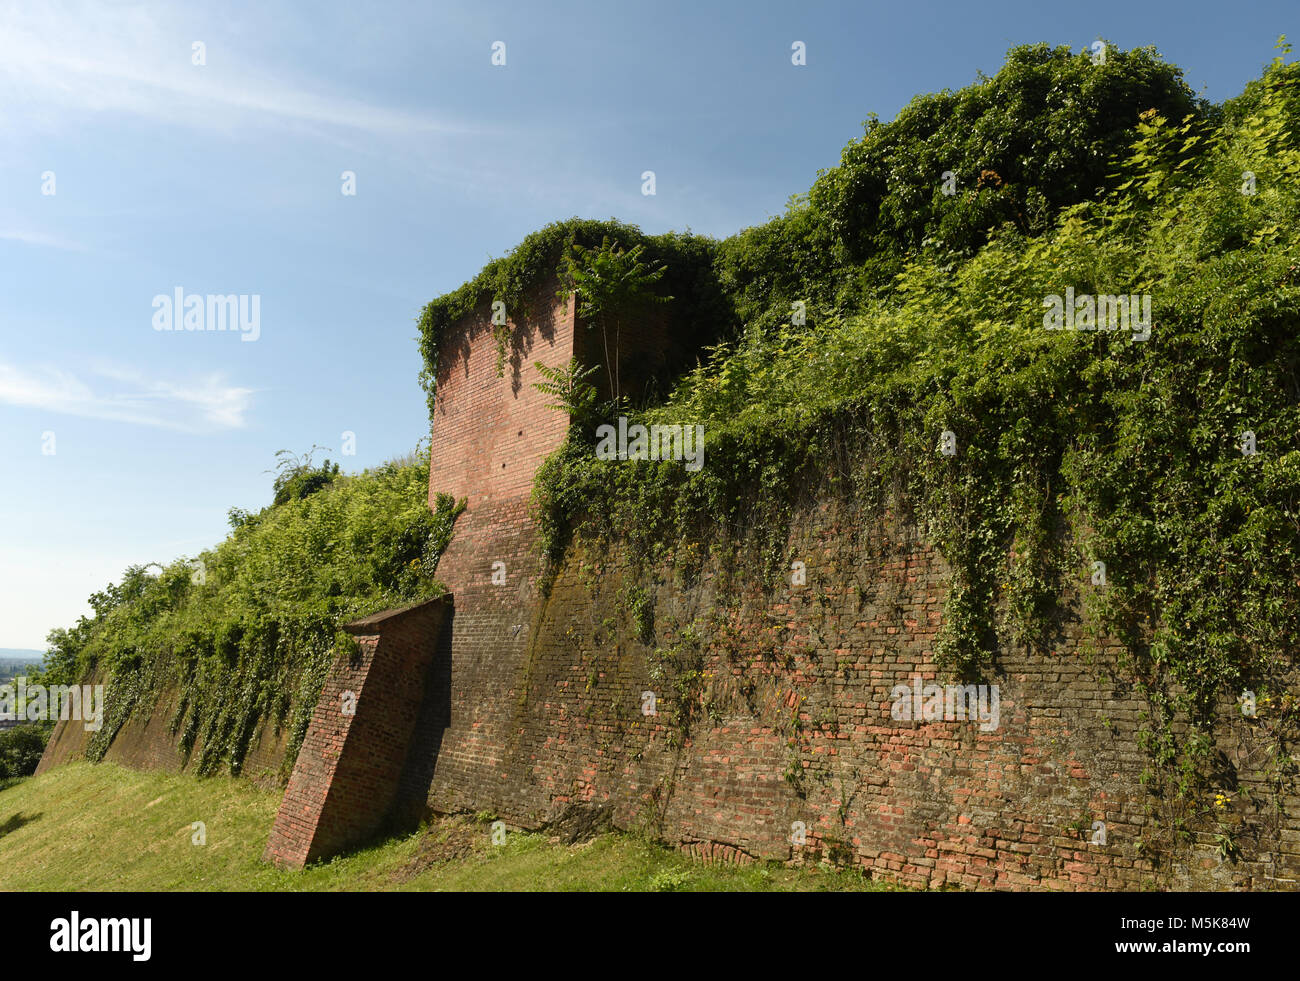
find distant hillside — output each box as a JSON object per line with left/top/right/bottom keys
{"left": 0, "top": 652, "right": 44, "bottom": 684}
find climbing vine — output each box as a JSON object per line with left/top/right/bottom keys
{"left": 416, "top": 218, "right": 725, "bottom": 423}
{"left": 44, "top": 449, "right": 465, "bottom": 777}
{"left": 530, "top": 45, "right": 1300, "bottom": 838}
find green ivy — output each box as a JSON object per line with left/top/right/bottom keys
{"left": 416, "top": 218, "right": 725, "bottom": 422}
{"left": 43, "top": 447, "right": 465, "bottom": 777}
{"left": 531, "top": 45, "right": 1300, "bottom": 826}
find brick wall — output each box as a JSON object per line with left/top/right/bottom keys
{"left": 408, "top": 289, "right": 1299, "bottom": 889}
{"left": 419, "top": 282, "right": 579, "bottom": 818}
{"left": 428, "top": 284, "right": 576, "bottom": 511}
{"left": 38, "top": 279, "right": 1300, "bottom": 888}
{"left": 36, "top": 669, "right": 288, "bottom": 788}
{"left": 436, "top": 498, "right": 1300, "bottom": 890}
{"left": 263, "top": 596, "right": 451, "bottom": 868}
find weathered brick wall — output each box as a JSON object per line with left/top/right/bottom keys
{"left": 35, "top": 669, "right": 106, "bottom": 774}
{"left": 428, "top": 285, "right": 576, "bottom": 510}
{"left": 438, "top": 497, "right": 1299, "bottom": 890}
{"left": 37, "top": 670, "right": 289, "bottom": 788}
{"left": 421, "top": 284, "right": 576, "bottom": 815}
{"left": 38, "top": 279, "right": 1299, "bottom": 888}
{"left": 264, "top": 597, "right": 451, "bottom": 868}
{"left": 414, "top": 289, "right": 1298, "bottom": 889}
{"left": 421, "top": 496, "right": 541, "bottom": 815}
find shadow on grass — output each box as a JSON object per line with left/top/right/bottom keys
{"left": 0, "top": 811, "right": 41, "bottom": 838}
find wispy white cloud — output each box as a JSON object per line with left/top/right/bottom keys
{"left": 0, "top": 2, "right": 701, "bottom": 226}
{"left": 0, "top": 1, "right": 487, "bottom": 140}
{"left": 0, "top": 361, "right": 254, "bottom": 432}
{"left": 0, "top": 229, "right": 87, "bottom": 252}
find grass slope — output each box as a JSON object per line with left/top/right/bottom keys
{"left": 0, "top": 764, "right": 896, "bottom": 892}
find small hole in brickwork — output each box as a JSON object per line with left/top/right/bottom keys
{"left": 501, "top": 462, "right": 506, "bottom": 468}
{"left": 517, "top": 430, "right": 522, "bottom": 436}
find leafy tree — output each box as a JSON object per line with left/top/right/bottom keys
{"left": 715, "top": 41, "right": 1202, "bottom": 332}
{"left": 712, "top": 193, "right": 839, "bottom": 336}
{"left": 269, "top": 446, "right": 341, "bottom": 506}
{"left": 0, "top": 725, "right": 50, "bottom": 779}
{"left": 557, "top": 237, "right": 672, "bottom": 407}
{"left": 812, "top": 41, "right": 1199, "bottom": 261}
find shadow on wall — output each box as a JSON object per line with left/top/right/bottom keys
{"left": 388, "top": 607, "right": 456, "bottom": 832}
{"left": 446, "top": 292, "right": 561, "bottom": 397}
{"left": 262, "top": 595, "right": 456, "bottom": 868}
{"left": 508, "top": 295, "right": 559, "bottom": 396}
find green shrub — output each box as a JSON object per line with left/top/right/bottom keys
{"left": 416, "top": 219, "right": 726, "bottom": 422}
{"left": 0, "top": 725, "right": 51, "bottom": 779}
{"left": 715, "top": 42, "right": 1201, "bottom": 332}
{"left": 43, "top": 446, "right": 464, "bottom": 776}
{"left": 270, "top": 447, "right": 342, "bottom": 506}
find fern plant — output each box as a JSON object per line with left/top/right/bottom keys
{"left": 533, "top": 358, "right": 601, "bottom": 430}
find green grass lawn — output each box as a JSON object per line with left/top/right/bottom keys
{"left": 0, "top": 763, "right": 900, "bottom": 892}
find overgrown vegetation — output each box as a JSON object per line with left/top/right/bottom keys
{"left": 557, "top": 237, "right": 673, "bottom": 407}
{"left": 267, "top": 446, "right": 342, "bottom": 508}
{"left": 715, "top": 41, "right": 1203, "bottom": 333}
{"left": 42, "top": 38, "right": 1300, "bottom": 869}
{"left": 40, "top": 445, "right": 463, "bottom": 777}
{"left": 0, "top": 725, "right": 50, "bottom": 780}
{"left": 416, "top": 219, "right": 726, "bottom": 420}
{"left": 418, "top": 46, "right": 1198, "bottom": 416}
{"left": 529, "top": 40, "right": 1300, "bottom": 848}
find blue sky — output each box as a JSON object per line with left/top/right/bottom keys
{"left": 0, "top": 0, "right": 1294, "bottom": 650}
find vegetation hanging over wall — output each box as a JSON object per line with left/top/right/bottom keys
{"left": 532, "top": 42, "right": 1300, "bottom": 835}
{"left": 41, "top": 39, "right": 1300, "bottom": 856}
{"left": 41, "top": 447, "right": 463, "bottom": 777}
{"left": 415, "top": 219, "right": 727, "bottom": 421}
{"left": 418, "top": 44, "right": 1205, "bottom": 413}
